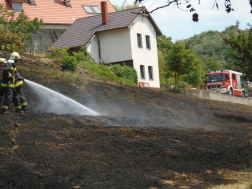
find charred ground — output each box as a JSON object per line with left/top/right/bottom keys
{"left": 0, "top": 55, "right": 252, "bottom": 188}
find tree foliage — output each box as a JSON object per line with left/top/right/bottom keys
{"left": 113, "top": 2, "right": 139, "bottom": 11}
{"left": 0, "top": 3, "right": 44, "bottom": 52}
{"left": 134, "top": 0, "right": 251, "bottom": 22}
{"left": 157, "top": 36, "right": 199, "bottom": 89}
{"left": 221, "top": 22, "right": 252, "bottom": 80}
{"left": 8, "top": 12, "right": 44, "bottom": 46}
{"left": 181, "top": 30, "right": 231, "bottom": 71}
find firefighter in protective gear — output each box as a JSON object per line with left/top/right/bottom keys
{"left": 13, "top": 71, "right": 27, "bottom": 112}
{"left": 0, "top": 58, "right": 7, "bottom": 105}
{"left": 10, "top": 52, "right": 27, "bottom": 112}
{"left": 1, "top": 52, "right": 24, "bottom": 113}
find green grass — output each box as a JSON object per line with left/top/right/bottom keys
{"left": 79, "top": 61, "right": 137, "bottom": 86}
{"left": 18, "top": 58, "right": 137, "bottom": 87}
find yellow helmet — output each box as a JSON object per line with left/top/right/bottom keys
{"left": 10, "top": 52, "right": 21, "bottom": 60}
{"left": 0, "top": 58, "right": 7, "bottom": 63}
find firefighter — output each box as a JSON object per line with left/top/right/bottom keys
{"left": 1, "top": 52, "right": 23, "bottom": 113}
{"left": 11, "top": 52, "right": 27, "bottom": 112}
{"left": 0, "top": 58, "right": 7, "bottom": 105}
{"left": 13, "top": 66, "right": 27, "bottom": 112}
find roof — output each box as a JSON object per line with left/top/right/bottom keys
{"left": 0, "top": 0, "right": 116, "bottom": 25}
{"left": 53, "top": 7, "right": 163, "bottom": 49}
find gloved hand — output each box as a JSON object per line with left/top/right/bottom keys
{"left": 20, "top": 77, "right": 24, "bottom": 81}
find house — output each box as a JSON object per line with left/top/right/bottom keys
{"left": 0, "top": 0, "right": 116, "bottom": 53}
{"left": 53, "top": 2, "right": 162, "bottom": 89}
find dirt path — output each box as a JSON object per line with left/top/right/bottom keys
{"left": 0, "top": 71, "right": 252, "bottom": 188}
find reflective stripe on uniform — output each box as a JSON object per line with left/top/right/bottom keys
{"left": 7, "top": 73, "right": 12, "bottom": 78}
{"left": 15, "top": 106, "right": 21, "bottom": 109}
{"left": 1, "top": 83, "right": 14, "bottom": 88}
{"left": 10, "top": 67, "right": 16, "bottom": 71}
{"left": 15, "top": 80, "right": 23, "bottom": 87}
{"left": 21, "top": 102, "right": 27, "bottom": 106}
{"left": 2, "top": 105, "right": 8, "bottom": 109}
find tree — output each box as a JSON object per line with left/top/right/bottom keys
{"left": 0, "top": 3, "right": 14, "bottom": 23}
{"left": 181, "top": 61, "right": 205, "bottom": 88}
{"left": 113, "top": 2, "right": 139, "bottom": 11}
{"left": 0, "top": 3, "right": 44, "bottom": 52}
{"left": 157, "top": 36, "right": 174, "bottom": 83}
{"left": 157, "top": 36, "right": 199, "bottom": 89}
{"left": 134, "top": 0, "right": 251, "bottom": 22}
{"left": 8, "top": 12, "right": 44, "bottom": 50}
{"left": 221, "top": 22, "right": 252, "bottom": 80}
{"left": 205, "top": 58, "right": 220, "bottom": 71}
{"left": 167, "top": 41, "right": 198, "bottom": 88}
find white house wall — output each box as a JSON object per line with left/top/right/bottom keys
{"left": 86, "top": 36, "right": 100, "bottom": 64}
{"left": 97, "top": 28, "right": 132, "bottom": 63}
{"left": 86, "top": 16, "right": 160, "bottom": 89}
{"left": 130, "top": 15, "right": 160, "bottom": 88}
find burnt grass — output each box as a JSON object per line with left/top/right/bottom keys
{"left": 0, "top": 70, "right": 252, "bottom": 189}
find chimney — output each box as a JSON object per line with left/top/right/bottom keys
{"left": 101, "top": 1, "right": 108, "bottom": 25}
{"left": 64, "top": 0, "right": 71, "bottom": 8}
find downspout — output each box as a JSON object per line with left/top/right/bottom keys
{"left": 97, "top": 33, "right": 101, "bottom": 64}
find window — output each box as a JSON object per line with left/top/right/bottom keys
{"left": 232, "top": 74, "right": 236, "bottom": 80}
{"left": 146, "top": 35, "right": 151, "bottom": 49}
{"left": 83, "top": 5, "right": 94, "bottom": 14}
{"left": 140, "top": 65, "right": 145, "bottom": 79}
{"left": 12, "top": 2, "right": 23, "bottom": 12}
{"left": 137, "top": 33, "right": 142, "bottom": 48}
{"left": 225, "top": 74, "right": 229, "bottom": 81}
{"left": 148, "top": 66, "right": 153, "bottom": 80}
{"left": 91, "top": 5, "right": 101, "bottom": 14}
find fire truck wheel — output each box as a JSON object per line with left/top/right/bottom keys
{"left": 227, "top": 89, "right": 233, "bottom": 95}
{"left": 242, "top": 91, "right": 245, "bottom": 98}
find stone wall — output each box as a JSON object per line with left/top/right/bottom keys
{"left": 181, "top": 88, "right": 252, "bottom": 106}
{"left": 26, "top": 29, "right": 66, "bottom": 55}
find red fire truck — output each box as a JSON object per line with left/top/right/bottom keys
{"left": 205, "top": 69, "right": 249, "bottom": 97}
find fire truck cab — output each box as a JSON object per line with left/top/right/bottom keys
{"left": 205, "top": 69, "right": 249, "bottom": 97}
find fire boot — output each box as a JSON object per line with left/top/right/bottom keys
{"left": 21, "top": 106, "right": 26, "bottom": 112}
{"left": 15, "top": 106, "right": 23, "bottom": 114}
{"left": 1, "top": 108, "right": 7, "bottom": 113}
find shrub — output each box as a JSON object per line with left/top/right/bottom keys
{"left": 78, "top": 61, "right": 137, "bottom": 86}
{"left": 61, "top": 56, "right": 77, "bottom": 72}
{"left": 73, "top": 46, "right": 94, "bottom": 63}
{"left": 49, "top": 46, "right": 69, "bottom": 58}
{"left": 249, "top": 87, "right": 252, "bottom": 97}
{"left": 111, "top": 64, "right": 138, "bottom": 84}
{"left": 169, "top": 88, "right": 181, "bottom": 93}
{"left": 177, "top": 81, "right": 189, "bottom": 88}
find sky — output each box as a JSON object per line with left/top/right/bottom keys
{"left": 109, "top": 0, "right": 252, "bottom": 42}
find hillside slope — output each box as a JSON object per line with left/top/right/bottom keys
{"left": 0, "top": 57, "right": 252, "bottom": 188}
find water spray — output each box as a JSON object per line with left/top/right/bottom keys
{"left": 25, "top": 79, "right": 99, "bottom": 116}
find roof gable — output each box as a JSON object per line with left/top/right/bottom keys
{"left": 0, "top": 0, "right": 116, "bottom": 24}
{"left": 53, "top": 7, "right": 162, "bottom": 49}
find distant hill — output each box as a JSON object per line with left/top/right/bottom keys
{"left": 181, "top": 28, "right": 236, "bottom": 70}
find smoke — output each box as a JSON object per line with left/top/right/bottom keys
{"left": 25, "top": 79, "right": 99, "bottom": 116}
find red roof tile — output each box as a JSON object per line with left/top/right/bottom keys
{"left": 0, "top": 0, "right": 116, "bottom": 24}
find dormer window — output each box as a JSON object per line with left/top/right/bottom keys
{"left": 12, "top": 2, "right": 23, "bottom": 12}
{"left": 83, "top": 5, "right": 94, "bottom": 14}
{"left": 91, "top": 5, "right": 101, "bottom": 14}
